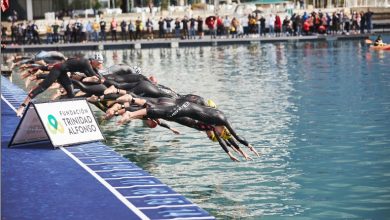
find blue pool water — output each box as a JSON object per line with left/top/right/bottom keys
{"left": 4, "top": 36, "right": 390, "bottom": 219}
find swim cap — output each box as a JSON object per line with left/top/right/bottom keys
{"left": 90, "top": 53, "right": 104, "bottom": 63}
{"left": 208, "top": 131, "right": 218, "bottom": 142}
{"left": 220, "top": 128, "right": 232, "bottom": 140}
{"left": 207, "top": 99, "right": 217, "bottom": 108}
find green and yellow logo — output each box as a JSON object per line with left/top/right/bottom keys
{"left": 47, "top": 114, "right": 64, "bottom": 134}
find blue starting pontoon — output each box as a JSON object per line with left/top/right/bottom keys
{"left": 1, "top": 76, "right": 215, "bottom": 220}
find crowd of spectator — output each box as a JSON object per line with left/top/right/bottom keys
{"left": 0, "top": 8, "right": 375, "bottom": 45}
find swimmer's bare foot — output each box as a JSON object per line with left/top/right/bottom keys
{"left": 116, "top": 94, "right": 133, "bottom": 103}
{"left": 75, "top": 91, "right": 86, "bottom": 97}
{"left": 82, "top": 76, "right": 100, "bottom": 83}
{"left": 49, "top": 82, "right": 61, "bottom": 89}
{"left": 105, "top": 103, "right": 122, "bottom": 119}
{"left": 104, "top": 85, "right": 118, "bottom": 95}
{"left": 86, "top": 95, "right": 99, "bottom": 103}
{"left": 117, "top": 111, "right": 132, "bottom": 124}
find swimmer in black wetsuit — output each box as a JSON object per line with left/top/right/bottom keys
{"left": 9, "top": 51, "right": 67, "bottom": 69}
{"left": 109, "top": 94, "right": 259, "bottom": 161}
{"left": 16, "top": 53, "right": 105, "bottom": 117}
{"left": 82, "top": 64, "right": 180, "bottom": 99}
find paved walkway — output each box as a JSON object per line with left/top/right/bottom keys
{"left": 2, "top": 34, "right": 371, "bottom": 53}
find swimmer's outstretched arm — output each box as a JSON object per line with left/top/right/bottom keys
{"left": 117, "top": 110, "right": 148, "bottom": 124}
{"left": 104, "top": 85, "right": 127, "bottom": 95}
{"left": 156, "top": 119, "right": 181, "bottom": 134}
{"left": 214, "top": 133, "right": 239, "bottom": 162}
{"left": 116, "top": 94, "right": 147, "bottom": 106}
{"left": 224, "top": 123, "right": 260, "bottom": 157}
{"left": 225, "top": 138, "right": 252, "bottom": 161}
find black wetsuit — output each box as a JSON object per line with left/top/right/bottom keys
{"left": 34, "top": 51, "right": 66, "bottom": 63}
{"left": 19, "top": 51, "right": 66, "bottom": 65}
{"left": 29, "top": 58, "right": 100, "bottom": 99}
{"left": 126, "top": 97, "right": 250, "bottom": 149}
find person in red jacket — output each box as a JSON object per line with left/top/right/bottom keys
{"left": 274, "top": 14, "right": 282, "bottom": 37}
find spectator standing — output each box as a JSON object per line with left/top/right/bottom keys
{"left": 46, "top": 24, "right": 53, "bottom": 44}
{"left": 52, "top": 21, "right": 60, "bottom": 43}
{"left": 111, "top": 18, "right": 118, "bottom": 41}
{"left": 182, "top": 16, "right": 189, "bottom": 39}
{"left": 17, "top": 22, "right": 25, "bottom": 44}
{"left": 74, "top": 19, "right": 82, "bottom": 42}
{"left": 165, "top": 17, "right": 173, "bottom": 38}
{"left": 158, "top": 17, "right": 165, "bottom": 39}
{"left": 282, "top": 16, "right": 290, "bottom": 36}
{"left": 230, "top": 17, "right": 238, "bottom": 38}
{"left": 197, "top": 16, "right": 204, "bottom": 39}
{"left": 223, "top": 16, "right": 231, "bottom": 38}
{"left": 275, "top": 14, "right": 281, "bottom": 37}
{"left": 216, "top": 16, "right": 224, "bottom": 37}
{"left": 174, "top": 18, "right": 181, "bottom": 38}
{"left": 146, "top": 18, "right": 153, "bottom": 40}
{"left": 365, "top": 8, "right": 373, "bottom": 33}
{"left": 259, "top": 15, "right": 266, "bottom": 36}
{"left": 81, "top": 20, "right": 88, "bottom": 42}
{"left": 85, "top": 21, "right": 93, "bottom": 42}
{"left": 32, "top": 21, "right": 40, "bottom": 44}
{"left": 268, "top": 14, "right": 275, "bottom": 37}
{"left": 100, "top": 19, "right": 107, "bottom": 41}
{"left": 120, "top": 20, "right": 127, "bottom": 40}
{"left": 207, "top": 17, "right": 216, "bottom": 39}
{"left": 11, "top": 22, "right": 18, "bottom": 44}
{"left": 128, "top": 20, "right": 136, "bottom": 41}
{"left": 359, "top": 11, "right": 366, "bottom": 34}
{"left": 135, "top": 17, "right": 142, "bottom": 40}
{"left": 331, "top": 12, "right": 339, "bottom": 34}
{"left": 92, "top": 20, "right": 100, "bottom": 42}
{"left": 1, "top": 25, "right": 7, "bottom": 42}
{"left": 189, "top": 16, "right": 196, "bottom": 39}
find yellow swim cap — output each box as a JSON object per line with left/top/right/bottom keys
{"left": 207, "top": 99, "right": 217, "bottom": 108}
{"left": 208, "top": 131, "right": 218, "bottom": 142}
{"left": 221, "top": 128, "right": 232, "bottom": 140}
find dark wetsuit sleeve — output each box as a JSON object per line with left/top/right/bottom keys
{"left": 102, "top": 79, "right": 139, "bottom": 90}
{"left": 71, "top": 79, "right": 107, "bottom": 96}
{"left": 226, "top": 138, "right": 240, "bottom": 150}
{"left": 29, "top": 65, "right": 74, "bottom": 99}
{"left": 35, "top": 73, "right": 48, "bottom": 80}
{"left": 214, "top": 132, "right": 229, "bottom": 153}
{"left": 157, "top": 120, "right": 172, "bottom": 130}
{"left": 66, "top": 58, "right": 100, "bottom": 78}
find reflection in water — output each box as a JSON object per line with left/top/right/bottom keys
{"left": 3, "top": 37, "right": 390, "bottom": 219}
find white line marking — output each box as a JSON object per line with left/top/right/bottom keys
{"left": 125, "top": 194, "right": 181, "bottom": 199}
{"left": 77, "top": 155, "right": 120, "bottom": 159}
{"left": 70, "top": 150, "right": 116, "bottom": 154}
{"left": 95, "top": 168, "right": 142, "bottom": 172}
{"left": 2, "top": 95, "right": 150, "bottom": 220}
{"left": 60, "top": 147, "right": 150, "bottom": 220}
{"left": 138, "top": 204, "right": 197, "bottom": 210}
{"left": 114, "top": 184, "right": 166, "bottom": 189}
{"left": 1, "top": 95, "right": 17, "bottom": 112}
{"left": 84, "top": 162, "right": 130, "bottom": 165}
{"left": 104, "top": 176, "right": 154, "bottom": 180}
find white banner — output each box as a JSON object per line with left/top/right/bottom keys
{"left": 33, "top": 99, "right": 105, "bottom": 147}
